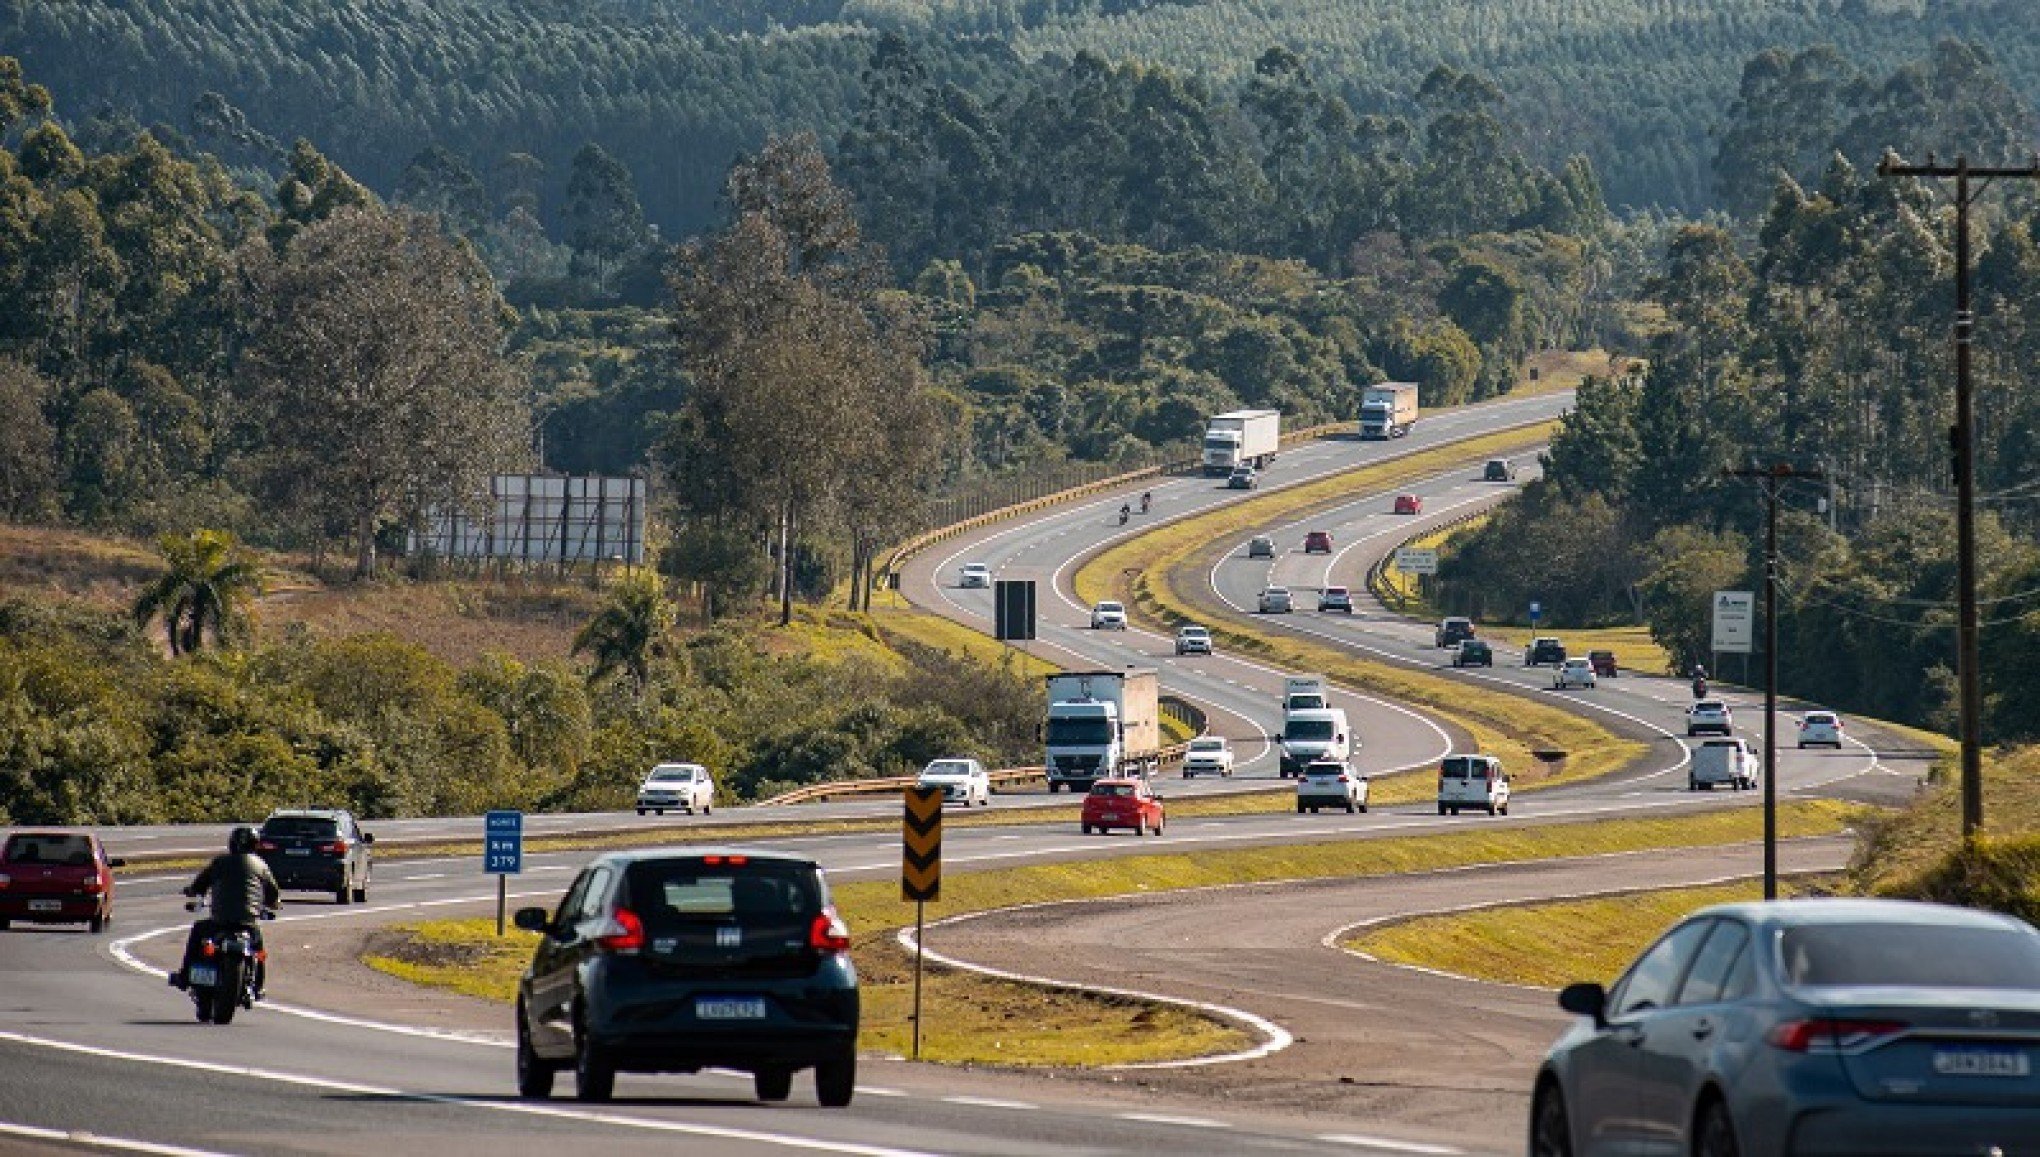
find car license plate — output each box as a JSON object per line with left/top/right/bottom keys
{"left": 27, "top": 899, "right": 61, "bottom": 912}
{"left": 286, "top": 847, "right": 311, "bottom": 856}
{"left": 187, "top": 964, "right": 218, "bottom": 986}
{"left": 1934, "top": 1048, "right": 2030, "bottom": 1077}
{"left": 1098, "top": 812, "right": 1119, "bottom": 820}
{"left": 696, "top": 997, "right": 767, "bottom": 1021}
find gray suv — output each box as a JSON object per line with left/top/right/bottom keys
{"left": 514, "top": 848, "right": 859, "bottom": 1106}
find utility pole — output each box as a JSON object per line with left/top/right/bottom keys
{"left": 1878, "top": 152, "right": 2040, "bottom": 839}
{"left": 1726, "top": 463, "right": 1822, "bottom": 900}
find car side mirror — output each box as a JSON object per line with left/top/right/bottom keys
{"left": 1558, "top": 981, "right": 1608, "bottom": 1027}
{"left": 107, "top": 857, "right": 127, "bottom": 869}
{"left": 512, "top": 907, "right": 552, "bottom": 934}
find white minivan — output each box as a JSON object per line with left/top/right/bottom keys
{"left": 1278, "top": 707, "right": 1351, "bottom": 777}
{"left": 1437, "top": 754, "right": 1509, "bottom": 816}
{"left": 636, "top": 763, "right": 715, "bottom": 816}
{"left": 1690, "top": 738, "right": 1759, "bottom": 791}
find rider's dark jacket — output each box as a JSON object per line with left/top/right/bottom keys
{"left": 187, "top": 852, "right": 280, "bottom": 925}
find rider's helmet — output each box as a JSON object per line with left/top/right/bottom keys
{"left": 228, "top": 826, "right": 259, "bottom": 855}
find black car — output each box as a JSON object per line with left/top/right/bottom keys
{"left": 1435, "top": 617, "right": 1476, "bottom": 648}
{"left": 1452, "top": 638, "right": 1493, "bottom": 667}
{"left": 1524, "top": 636, "right": 1567, "bottom": 667}
{"left": 1483, "top": 458, "right": 1518, "bottom": 482}
{"left": 256, "top": 809, "right": 374, "bottom": 904}
{"left": 514, "top": 848, "right": 859, "bottom": 1107}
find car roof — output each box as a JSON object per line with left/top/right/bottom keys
{"left": 589, "top": 845, "right": 820, "bottom": 869}
{"left": 265, "top": 808, "right": 347, "bottom": 819}
{"left": 1090, "top": 777, "right": 1143, "bottom": 786}
{"left": 1692, "top": 699, "right": 1727, "bottom": 709}
{"left": 1691, "top": 897, "right": 2031, "bottom": 933}
{"left": 1179, "top": 624, "right": 1208, "bottom": 632}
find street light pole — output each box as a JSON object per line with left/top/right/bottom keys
{"left": 1878, "top": 152, "right": 2040, "bottom": 840}
{"left": 1727, "top": 463, "right": 1821, "bottom": 900}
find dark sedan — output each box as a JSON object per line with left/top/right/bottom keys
{"left": 515, "top": 848, "right": 859, "bottom": 1107}
{"left": 1532, "top": 898, "right": 2040, "bottom": 1157}
{"left": 256, "top": 809, "right": 374, "bottom": 904}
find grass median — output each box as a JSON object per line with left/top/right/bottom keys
{"left": 1071, "top": 423, "right": 1647, "bottom": 792}
{"left": 362, "top": 797, "right": 1855, "bottom": 1067}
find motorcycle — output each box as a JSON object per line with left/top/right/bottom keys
{"left": 1692, "top": 676, "right": 1709, "bottom": 699}
{"left": 1118, "top": 506, "right": 1130, "bottom": 526}
{"left": 181, "top": 899, "right": 274, "bottom": 1025}
{"left": 1140, "top": 493, "right": 1152, "bottom": 514}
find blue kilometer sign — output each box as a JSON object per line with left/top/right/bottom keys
{"left": 484, "top": 810, "right": 523, "bottom": 875}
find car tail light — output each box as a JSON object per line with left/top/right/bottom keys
{"left": 593, "top": 908, "right": 645, "bottom": 955}
{"left": 0, "top": 873, "right": 10, "bottom": 888}
{"left": 701, "top": 855, "right": 748, "bottom": 866}
{"left": 1767, "top": 1018, "right": 1908, "bottom": 1053}
{"left": 80, "top": 877, "right": 103, "bottom": 893}
{"left": 319, "top": 840, "right": 347, "bottom": 855}
{"left": 256, "top": 840, "right": 278, "bottom": 852}
{"left": 809, "top": 906, "right": 851, "bottom": 953}
{"left": 200, "top": 941, "right": 218, "bottom": 958}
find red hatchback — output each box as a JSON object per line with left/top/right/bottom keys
{"left": 1303, "top": 530, "right": 1334, "bottom": 554}
{"left": 1393, "top": 493, "right": 1423, "bottom": 515}
{"left": 1080, "top": 778, "right": 1166, "bottom": 836}
{"left": 0, "top": 831, "right": 123, "bottom": 933}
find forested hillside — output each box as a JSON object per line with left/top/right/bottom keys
{"left": 7, "top": 0, "right": 2037, "bottom": 237}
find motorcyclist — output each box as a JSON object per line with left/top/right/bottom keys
{"left": 1692, "top": 664, "right": 1709, "bottom": 698}
{"left": 1140, "top": 491, "right": 1152, "bottom": 514}
{"left": 1118, "top": 503, "right": 1131, "bottom": 524}
{"left": 170, "top": 826, "right": 280, "bottom": 998}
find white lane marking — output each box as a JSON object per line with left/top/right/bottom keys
{"left": 1317, "top": 1134, "right": 1464, "bottom": 1155}
{"left": 402, "top": 873, "right": 448, "bottom": 881}
{"left": 1117, "top": 1113, "right": 1229, "bottom": 1129}
{"left": 938, "top": 1096, "right": 1038, "bottom": 1111}
{"left": 0, "top": 1120, "right": 241, "bottom": 1157}
{"left": 899, "top": 912, "right": 1294, "bottom": 1070}
{"left": 0, "top": 1030, "right": 944, "bottom": 1157}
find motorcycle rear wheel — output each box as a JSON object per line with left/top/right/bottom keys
{"left": 211, "top": 958, "right": 243, "bottom": 1024}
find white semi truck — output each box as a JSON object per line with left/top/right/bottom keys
{"left": 1202, "top": 409, "right": 1282, "bottom": 476}
{"left": 1359, "top": 382, "right": 1419, "bottom": 440}
{"left": 1044, "top": 668, "right": 1162, "bottom": 792}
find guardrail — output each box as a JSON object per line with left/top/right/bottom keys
{"left": 1365, "top": 500, "right": 1503, "bottom": 613}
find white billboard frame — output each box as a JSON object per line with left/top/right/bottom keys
{"left": 1711, "top": 590, "right": 1755, "bottom": 654}
{"left": 409, "top": 474, "right": 648, "bottom": 566}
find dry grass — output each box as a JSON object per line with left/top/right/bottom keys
{"left": 1516, "top": 349, "right": 1630, "bottom": 398}
{"left": 867, "top": 604, "right": 1061, "bottom": 680}
{"left": 0, "top": 524, "right": 167, "bottom": 609}
{"left": 1852, "top": 744, "right": 2040, "bottom": 899}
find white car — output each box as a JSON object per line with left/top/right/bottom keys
{"left": 1175, "top": 625, "right": 1213, "bottom": 655}
{"left": 636, "top": 763, "right": 714, "bottom": 816}
{"left": 1437, "top": 754, "right": 1509, "bottom": 816}
{"left": 1686, "top": 699, "right": 1734, "bottom": 736}
{"left": 1797, "top": 710, "right": 1845, "bottom": 748}
{"left": 917, "top": 757, "right": 991, "bottom": 806}
{"left": 1258, "top": 586, "right": 1294, "bottom": 613}
{"left": 1297, "top": 758, "right": 1368, "bottom": 814}
{"left": 1091, "top": 600, "right": 1128, "bottom": 630}
{"left": 1180, "top": 736, "right": 1235, "bottom": 778}
{"left": 1552, "top": 658, "right": 1597, "bottom": 690}
{"left": 1317, "top": 586, "right": 1354, "bottom": 613}
{"left": 1690, "top": 737, "right": 1759, "bottom": 791}
{"left": 958, "top": 563, "right": 992, "bottom": 589}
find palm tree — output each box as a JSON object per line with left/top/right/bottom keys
{"left": 572, "top": 571, "right": 675, "bottom": 692}
{"left": 132, "top": 529, "right": 264, "bottom": 656}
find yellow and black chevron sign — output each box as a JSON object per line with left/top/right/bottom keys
{"left": 902, "top": 785, "right": 943, "bottom": 902}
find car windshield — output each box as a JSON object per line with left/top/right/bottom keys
{"left": 648, "top": 768, "right": 694, "bottom": 782}
{"left": 1090, "top": 784, "right": 1136, "bottom": 797}
{"left": 922, "top": 761, "right": 973, "bottom": 777}
{"left": 625, "top": 859, "right": 821, "bottom": 927}
{"left": 1047, "top": 717, "right": 1113, "bottom": 745}
{"left": 1284, "top": 719, "right": 1334, "bottom": 741}
{"left": 261, "top": 817, "right": 339, "bottom": 840}
{"left": 2, "top": 834, "right": 93, "bottom": 865}
{"left": 1096, "top": 602, "right": 1123, "bottom": 613}
{"left": 1779, "top": 923, "right": 2040, "bottom": 989}
{"left": 1181, "top": 628, "right": 1207, "bottom": 638}
{"left": 1189, "top": 739, "right": 1224, "bottom": 752}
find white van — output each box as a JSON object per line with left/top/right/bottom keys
{"left": 1438, "top": 754, "right": 1509, "bottom": 816}
{"left": 1278, "top": 707, "right": 1351, "bottom": 777}
{"left": 1690, "top": 738, "right": 1759, "bottom": 791}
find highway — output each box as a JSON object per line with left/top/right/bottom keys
{"left": 0, "top": 392, "right": 1934, "bottom": 1155}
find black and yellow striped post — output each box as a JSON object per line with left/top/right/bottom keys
{"left": 903, "top": 784, "right": 943, "bottom": 1059}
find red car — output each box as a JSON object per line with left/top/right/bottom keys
{"left": 1080, "top": 778, "right": 1166, "bottom": 836}
{"left": 0, "top": 830, "right": 123, "bottom": 933}
{"left": 1303, "top": 530, "right": 1334, "bottom": 554}
{"left": 1393, "top": 494, "right": 1423, "bottom": 515}
{"left": 1588, "top": 649, "right": 1619, "bottom": 678}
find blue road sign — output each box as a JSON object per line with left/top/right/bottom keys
{"left": 1529, "top": 600, "right": 1542, "bottom": 624}
{"left": 484, "top": 809, "right": 523, "bottom": 875}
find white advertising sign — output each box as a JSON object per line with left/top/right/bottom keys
{"left": 1711, "top": 590, "right": 1755, "bottom": 654}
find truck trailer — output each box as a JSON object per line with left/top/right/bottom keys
{"left": 1202, "top": 409, "right": 1282, "bottom": 476}
{"left": 1044, "top": 668, "right": 1162, "bottom": 792}
{"left": 1359, "top": 382, "right": 1419, "bottom": 440}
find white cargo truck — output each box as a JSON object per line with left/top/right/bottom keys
{"left": 1358, "top": 382, "right": 1419, "bottom": 440}
{"left": 1282, "top": 676, "right": 1329, "bottom": 713}
{"left": 1202, "top": 409, "right": 1282, "bottom": 476}
{"left": 1044, "top": 668, "right": 1162, "bottom": 792}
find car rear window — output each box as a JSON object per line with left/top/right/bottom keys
{"left": 261, "top": 817, "right": 339, "bottom": 840}
{"left": 625, "top": 859, "right": 821, "bottom": 925}
{"left": 1806, "top": 713, "right": 1836, "bottom": 724}
{"left": 1440, "top": 756, "right": 1493, "bottom": 779}
{"left": 1091, "top": 784, "right": 1136, "bottom": 797}
{"left": 1779, "top": 923, "right": 2040, "bottom": 989}
{"left": 2, "top": 834, "right": 93, "bottom": 865}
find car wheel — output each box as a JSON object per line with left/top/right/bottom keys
{"left": 336, "top": 877, "right": 351, "bottom": 905}
{"left": 1081, "top": 824, "right": 1093, "bottom": 835}
{"left": 1530, "top": 1081, "right": 1573, "bottom": 1157}
{"left": 1487, "top": 802, "right": 1498, "bottom": 816}
{"left": 1437, "top": 804, "right": 1447, "bottom": 816}
{"left": 1694, "top": 1098, "right": 1740, "bottom": 1157}
{"left": 1344, "top": 800, "right": 1356, "bottom": 814}
{"left": 516, "top": 1004, "right": 555, "bottom": 1099}
{"left": 1689, "top": 778, "right": 1699, "bottom": 791}
{"left": 1048, "top": 783, "right": 1061, "bottom": 795}
{"left": 0, "top": 917, "right": 10, "bottom": 930}
{"left": 1499, "top": 802, "right": 1508, "bottom": 815}
{"left": 1359, "top": 799, "right": 1368, "bottom": 813}
{"left": 1153, "top": 816, "right": 1164, "bottom": 836}
{"left": 1296, "top": 801, "right": 1307, "bottom": 814}
{"left": 1451, "top": 807, "right": 1461, "bottom": 816}
{"left": 89, "top": 913, "right": 106, "bottom": 934}
{"left": 703, "top": 800, "right": 712, "bottom": 815}
{"left": 352, "top": 876, "right": 368, "bottom": 904}
{"left": 636, "top": 808, "right": 645, "bottom": 816}
{"left": 815, "top": 1051, "right": 856, "bottom": 1108}
{"left": 574, "top": 1024, "right": 615, "bottom": 1103}
{"left": 754, "top": 1066, "right": 793, "bottom": 1102}
{"left": 1135, "top": 819, "right": 1148, "bottom": 837}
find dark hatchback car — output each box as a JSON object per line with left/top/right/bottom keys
{"left": 1533, "top": 898, "right": 2040, "bottom": 1157}
{"left": 1452, "top": 638, "right": 1494, "bottom": 667}
{"left": 256, "top": 809, "right": 374, "bottom": 904}
{"left": 0, "top": 831, "right": 123, "bottom": 932}
{"left": 515, "top": 848, "right": 858, "bottom": 1107}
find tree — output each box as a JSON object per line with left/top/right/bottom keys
{"left": 131, "top": 528, "right": 263, "bottom": 657}
{"left": 396, "top": 145, "right": 488, "bottom": 235}
{"left": 0, "top": 359, "right": 56, "bottom": 521}
{"left": 236, "top": 206, "right": 528, "bottom": 577}
{"left": 564, "top": 143, "right": 649, "bottom": 292}
{"left": 572, "top": 571, "right": 676, "bottom": 693}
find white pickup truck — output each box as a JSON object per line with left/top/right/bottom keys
{"left": 1690, "top": 738, "right": 1759, "bottom": 791}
